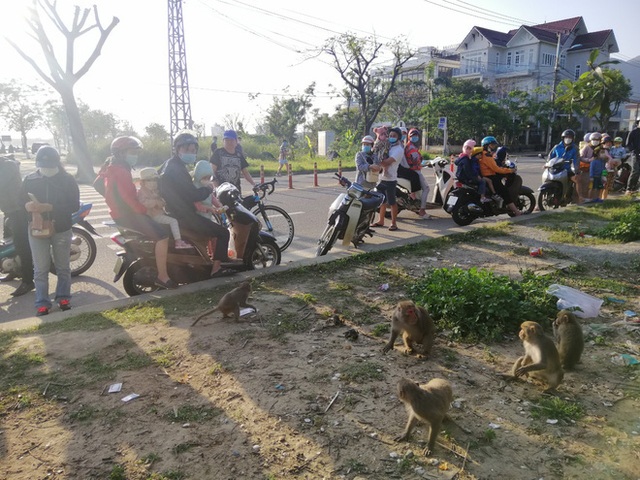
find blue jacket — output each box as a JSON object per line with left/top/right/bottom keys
{"left": 550, "top": 142, "right": 579, "bottom": 172}
{"left": 454, "top": 154, "right": 480, "bottom": 184}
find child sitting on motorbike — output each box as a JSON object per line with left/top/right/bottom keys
{"left": 454, "top": 139, "right": 491, "bottom": 203}
{"left": 192, "top": 160, "right": 227, "bottom": 221}
{"left": 477, "top": 136, "right": 521, "bottom": 215}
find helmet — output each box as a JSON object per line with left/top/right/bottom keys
{"left": 561, "top": 129, "right": 575, "bottom": 139}
{"left": 590, "top": 132, "right": 602, "bottom": 141}
{"left": 361, "top": 135, "right": 374, "bottom": 144}
{"left": 481, "top": 136, "right": 498, "bottom": 147}
{"left": 399, "top": 126, "right": 408, "bottom": 134}
{"left": 601, "top": 134, "right": 612, "bottom": 144}
{"left": 408, "top": 128, "right": 420, "bottom": 137}
{"left": 173, "top": 132, "right": 199, "bottom": 150}
{"left": 110, "top": 136, "right": 143, "bottom": 155}
{"left": 583, "top": 133, "right": 591, "bottom": 142}
{"left": 35, "top": 146, "right": 61, "bottom": 167}
{"left": 614, "top": 136, "right": 623, "bottom": 143}
{"left": 463, "top": 139, "right": 476, "bottom": 149}
{"left": 495, "top": 146, "right": 509, "bottom": 163}
{"left": 389, "top": 127, "right": 403, "bottom": 140}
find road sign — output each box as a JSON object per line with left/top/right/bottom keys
{"left": 438, "top": 117, "right": 447, "bottom": 130}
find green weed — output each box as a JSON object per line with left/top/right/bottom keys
{"left": 371, "top": 323, "right": 390, "bottom": 337}
{"left": 339, "top": 361, "right": 384, "bottom": 383}
{"left": 165, "top": 404, "right": 221, "bottom": 423}
{"left": 530, "top": 397, "right": 584, "bottom": 422}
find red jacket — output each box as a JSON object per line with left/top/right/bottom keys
{"left": 104, "top": 162, "right": 147, "bottom": 219}
{"left": 404, "top": 143, "right": 423, "bottom": 170}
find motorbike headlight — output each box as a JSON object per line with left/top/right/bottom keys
{"left": 347, "top": 183, "right": 364, "bottom": 199}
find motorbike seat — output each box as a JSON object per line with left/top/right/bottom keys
{"left": 361, "top": 195, "right": 384, "bottom": 210}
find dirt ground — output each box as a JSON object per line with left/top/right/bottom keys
{"left": 1, "top": 224, "right": 639, "bottom": 480}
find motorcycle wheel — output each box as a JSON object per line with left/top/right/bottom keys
{"left": 122, "top": 261, "right": 161, "bottom": 296}
{"left": 516, "top": 191, "right": 536, "bottom": 215}
{"left": 50, "top": 227, "right": 97, "bottom": 277}
{"left": 316, "top": 219, "right": 341, "bottom": 256}
{"left": 537, "top": 190, "right": 557, "bottom": 212}
{"left": 451, "top": 204, "right": 475, "bottom": 226}
{"left": 245, "top": 239, "right": 281, "bottom": 269}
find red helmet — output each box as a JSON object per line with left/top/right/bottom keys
{"left": 408, "top": 128, "right": 420, "bottom": 137}
{"left": 110, "top": 136, "right": 143, "bottom": 155}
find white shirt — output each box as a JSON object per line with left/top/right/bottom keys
{"left": 380, "top": 143, "right": 403, "bottom": 181}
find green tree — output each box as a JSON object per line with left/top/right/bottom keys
{"left": 144, "top": 123, "right": 170, "bottom": 141}
{"left": 265, "top": 84, "right": 315, "bottom": 144}
{"left": 499, "top": 88, "right": 552, "bottom": 145}
{"left": 8, "top": 0, "right": 119, "bottom": 181}
{"left": 0, "top": 81, "right": 43, "bottom": 156}
{"left": 557, "top": 49, "right": 632, "bottom": 130}
{"left": 323, "top": 33, "right": 413, "bottom": 137}
{"left": 379, "top": 79, "right": 431, "bottom": 126}
{"left": 79, "top": 104, "right": 119, "bottom": 140}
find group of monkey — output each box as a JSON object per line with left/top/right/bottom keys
{"left": 191, "top": 285, "right": 585, "bottom": 457}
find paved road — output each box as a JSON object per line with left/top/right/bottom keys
{"left": 0, "top": 155, "right": 544, "bottom": 322}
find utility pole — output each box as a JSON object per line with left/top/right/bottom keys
{"left": 545, "top": 32, "right": 562, "bottom": 154}
{"left": 168, "top": 0, "right": 193, "bottom": 140}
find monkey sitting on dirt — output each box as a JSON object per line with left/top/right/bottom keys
{"left": 382, "top": 300, "right": 435, "bottom": 356}
{"left": 512, "top": 321, "right": 564, "bottom": 392}
{"left": 553, "top": 309, "right": 584, "bottom": 370}
{"left": 395, "top": 377, "right": 453, "bottom": 456}
{"left": 191, "top": 282, "right": 256, "bottom": 326}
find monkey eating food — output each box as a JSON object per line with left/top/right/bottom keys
{"left": 191, "top": 282, "right": 255, "bottom": 326}
{"left": 382, "top": 300, "right": 435, "bottom": 356}
{"left": 395, "top": 377, "right": 453, "bottom": 456}
{"left": 512, "top": 321, "right": 564, "bottom": 391}
{"left": 553, "top": 309, "right": 584, "bottom": 370}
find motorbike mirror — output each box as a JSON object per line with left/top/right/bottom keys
{"left": 538, "top": 153, "right": 544, "bottom": 159}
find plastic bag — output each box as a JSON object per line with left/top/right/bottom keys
{"left": 546, "top": 284, "right": 603, "bottom": 318}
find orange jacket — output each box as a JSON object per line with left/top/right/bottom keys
{"left": 478, "top": 151, "right": 513, "bottom": 177}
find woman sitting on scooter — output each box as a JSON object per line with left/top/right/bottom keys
{"left": 477, "top": 136, "right": 521, "bottom": 216}
{"left": 354, "top": 135, "right": 381, "bottom": 189}
{"left": 103, "top": 136, "right": 177, "bottom": 289}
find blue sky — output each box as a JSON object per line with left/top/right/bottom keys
{"left": 1, "top": 0, "right": 639, "bottom": 137}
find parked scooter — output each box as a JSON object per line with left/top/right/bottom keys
{"left": 0, "top": 203, "right": 98, "bottom": 281}
{"left": 111, "top": 182, "right": 281, "bottom": 296}
{"left": 611, "top": 153, "right": 632, "bottom": 193}
{"left": 395, "top": 157, "right": 454, "bottom": 215}
{"left": 445, "top": 161, "right": 536, "bottom": 226}
{"left": 537, "top": 154, "right": 576, "bottom": 211}
{"left": 316, "top": 173, "right": 385, "bottom": 256}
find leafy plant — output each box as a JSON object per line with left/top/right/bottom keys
{"left": 597, "top": 204, "right": 640, "bottom": 242}
{"left": 409, "top": 267, "right": 556, "bottom": 341}
{"left": 371, "top": 323, "right": 390, "bottom": 337}
{"left": 530, "top": 397, "right": 584, "bottom": 422}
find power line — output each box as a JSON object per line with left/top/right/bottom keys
{"left": 447, "top": 0, "right": 534, "bottom": 26}
{"left": 418, "top": 0, "right": 523, "bottom": 27}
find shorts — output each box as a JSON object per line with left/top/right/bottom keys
{"left": 376, "top": 180, "right": 397, "bottom": 206}
{"left": 279, "top": 158, "right": 288, "bottom": 166}
{"left": 591, "top": 176, "right": 604, "bottom": 190}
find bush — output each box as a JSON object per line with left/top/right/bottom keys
{"left": 408, "top": 267, "right": 556, "bottom": 342}
{"left": 597, "top": 204, "right": 640, "bottom": 242}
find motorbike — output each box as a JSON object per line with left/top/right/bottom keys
{"left": 395, "top": 157, "right": 454, "bottom": 215}
{"left": 0, "top": 203, "right": 98, "bottom": 281}
{"left": 611, "top": 153, "right": 632, "bottom": 193}
{"left": 316, "top": 173, "right": 385, "bottom": 256}
{"left": 111, "top": 182, "right": 281, "bottom": 296}
{"left": 537, "top": 154, "right": 576, "bottom": 211}
{"left": 445, "top": 162, "right": 536, "bottom": 226}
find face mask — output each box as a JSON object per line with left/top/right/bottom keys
{"left": 179, "top": 153, "right": 197, "bottom": 164}
{"left": 410, "top": 136, "right": 419, "bottom": 144}
{"left": 40, "top": 167, "right": 59, "bottom": 177}
{"left": 362, "top": 145, "right": 372, "bottom": 153}
{"left": 563, "top": 138, "right": 572, "bottom": 145}
{"left": 125, "top": 154, "right": 138, "bottom": 167}
{"left": 389, "top": 137, "right": 398, "bottom": 144}
{"left": 591, "top": 140, "right": 600, "bottom": 146}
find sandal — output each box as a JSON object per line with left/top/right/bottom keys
{"left": 370, "top": 222, "right": 385, "bottom": 228}
{"left": 388, "top": 225, "right": 398, "bottom": 231}
{"left": 210, "top": 268, "right": 235, "bottom": 278}
{"left": 155, "top": 278, "right": 179, "bottom": 289}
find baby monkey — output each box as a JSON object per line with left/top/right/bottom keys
{"left": 395, "top": 377, "right": 453, "bottom": 456}
{"left": 383, "top": 300, "right": 435, "bottom": 356}
{"left": 553, "top": 309, "right": 584, "bottom": 370}
{"left": 191, "top": 282, "right": 255, "bottom": 326}
{"left": 512, "top": 321, "right": 564, "bottom": 391}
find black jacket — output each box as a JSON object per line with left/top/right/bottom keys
{"left": 626, "top": 127, "right": 640, "bottom": 154}
{"left": 158, "top": 156, "right": 212, "bottom": 219}
{"left": 19, "top": 170, "right": 80, "bottom": 233}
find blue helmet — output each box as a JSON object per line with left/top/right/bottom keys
{"left": 481, "top": 136, "right": 497, "bottom": 147}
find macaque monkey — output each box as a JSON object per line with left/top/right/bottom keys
{"left": 191, "top": 282, "right": 255, "bottom": 326}
{"left": 512, "top": 321, "right": 564, "bottom": 391}
{"left": 395, "top": 377, "right": 453, "bottom": 456}
{"left": 553, "top": 310, "right": 584, "bottom": 370}
{"left": 383, "top": 300, "right": 435, "bottom": 355}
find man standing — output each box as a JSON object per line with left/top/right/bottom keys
{"left": 210, "top": 129, "right": 256, "bottom": 195}
{"left": 625, "top": 120, "right": 640, "bottom": 195}
{"left": 0, "top": 155, "right": 34, "bottom": 296}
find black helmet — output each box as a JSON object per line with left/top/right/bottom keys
{"left": 561, "top": 129, "right": 575, "bottom": 139}
{"left": 35, "top": 146, "right": 61, "bottom": 167}
{"left": 173, "top": 132, "right": 199, "bottom": 151}
{"left": 495, "top": 146, "right": 509, "bottom": 164}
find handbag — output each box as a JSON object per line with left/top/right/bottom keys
{"left": 365, "top": 169, "right": 379, "bottom": 183}
{"left": 30, "top": 212, "right": 54, "bottom": 238}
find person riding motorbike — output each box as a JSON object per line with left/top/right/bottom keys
{"left": 403, "top": 128, "right": 431, "bottom": 218}
{"left": 104, "top": 136, "right": 177, "bottom": 289}
{"left": 158, "top": 132, "right": 232, "bottom": 277}
{"left": 578, "top": 131, "right": 601, "bottom": 203}
{"left": 454, "top": 139, "right": 492, "bottom": 203}
{"left": 548, "top": 129, "right": 578, "bottom": 203}
{"left": 477, "top": 136, "right": 521, "bottom": 216}
{"left": 354, "top": 135, "right": 381, "bottom": 189}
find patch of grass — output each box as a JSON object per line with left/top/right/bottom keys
{"left": 482, "top": 347, "right": 497, "bottom": 364}
{"left": 339, "top": 361, "right": 384, "bottom": 383}
{"left": 69, "top": 404, "right": 98, "bottom": 422}
{"left": 482, "top": 428, "right": 497, "bottom": 443}
{"left": 0, "top": 349, "right": 46, "bottom": 384}
{"left": 151, "top": 346, "right": 175, "bottom": 367}
{"left": 265, "top": 311, "right": 313, "bottom": 340}
{"left": 139, "top": 453, "right": 161, "bottom": 467}
{"left": 109, "top": 464, "right": 127, "bottom": 480}
{"left": 292, "top": 292, "right": 317, "bottom": 304}
{"left": 371, "top": 323, "right": 390, "bottom": 337}
{"left": 117, "top": 352, "right": 152, "bottom": 370}
{"left": 165, "top": 404, "right": 221, "bottom": 423}
{"left": 72, "top": 354, "right": 115, "bottom": 380}
{"left": 329, "top": 282, "right": 353, "bottom": 292}
{"left": 530, "top": 397, "right": 585, "bottom": 422}
{"left": 173, "top": 442, "right": 197, "bottom": 454}
{"left": 208, "top": 362, "right": 227, "bottom": 375}
{"left": 395, "top": 456, "right": 414, "bottom": 474}
{"left": 597, "top": 204, "right": 640, "bottom": 242}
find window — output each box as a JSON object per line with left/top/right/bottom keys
{"left": 574, "top": 64, "right": 581, "bottom": 80}
{"left": 560, "top": 53, "right": 566, "bottom": 68}
{"left": 514, "top": 49, "right": 524, "bottom": 66}
{"left": 506, "top": 52, "right": 512, "bottom": 66}
{"left": 542, "top": 52, "right": 556, "bottom": 66}
{"left": 528, "top": 49, "right": 533, "bottom": 64}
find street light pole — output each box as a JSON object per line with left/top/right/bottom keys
{"left": 545, "top": 32, "right": 562, "bottom": 154}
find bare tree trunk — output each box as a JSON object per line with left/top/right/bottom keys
{"left": 58, "top": 86, "right": 93, "bottom": 181}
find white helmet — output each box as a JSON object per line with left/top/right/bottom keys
{"left": 361, "top": 135, "right": 374, "bottom": 144}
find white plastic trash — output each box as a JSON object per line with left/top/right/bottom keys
{"left": 547, "top": 284, "right": 603, "bottom": 318}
